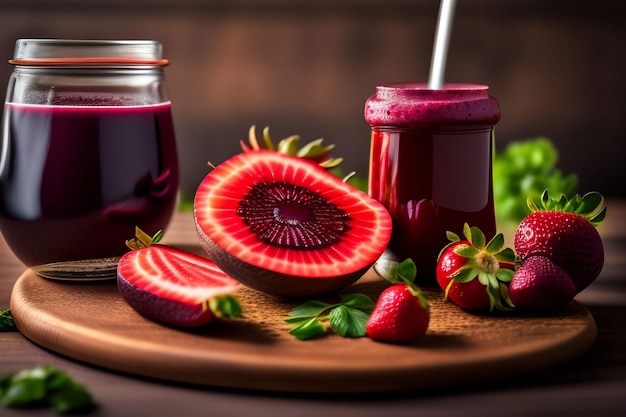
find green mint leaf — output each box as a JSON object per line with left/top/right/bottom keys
{"left": 329, "top": 305, "right": 369, "bottom": 338}
{"left": 374, "top": 258, "right": 418, "bottom": 285}
{"left": 0, "top": 365, "right": 93, "bottom": 412}
{"left": 396, "top": 258, "right": 417, "bottom": 283}
{"left": 288, "top": 300, "right": 330, "bottom": 319}
{"left": 284, "top": 316, "right": 312, "bottom": 325}
{"left": 48, "top": 382, "right": 92, "bottom": 413}
{"left": 286, "top": 292, "right": 376, "bottom": 340}
{"left": 0, "top": 374, "right": 11, "bottom": 397}
{"left": 373, "top": 258, "right": 399, "bottom": 283}
{"left": 338, "top": 293, "right": 375, "bottom": 312}
{"left": 1, "top": 377, "right": 46, "bottom": 407}
{"left": 288, "top": 317, "right": 326, "bottom": 340}
{"left": 0, "top": 308, "right": 16, "bottom": 332}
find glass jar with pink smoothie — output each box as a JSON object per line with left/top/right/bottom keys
{"left": 0, "top": 39, "right": 179, "bottom": 280}
{"left": 365, "top": 83, "right": 500, "bottom": 285}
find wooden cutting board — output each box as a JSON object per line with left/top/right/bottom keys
{"left": 10, "top": 268, "right": 597, "bottom": 393}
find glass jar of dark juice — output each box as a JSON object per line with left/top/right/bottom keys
{"left": 365, "top": 83, "right": 500, "bottom": 285}
{"left": 0, "top": 39, "right": 179, "bottom": 280}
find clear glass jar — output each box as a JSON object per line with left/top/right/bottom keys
{"left": 365, "top": 83, "right": 500, "bottom": 285}
{"left": 0, "top": 39, "right": 179, "bottom": 280}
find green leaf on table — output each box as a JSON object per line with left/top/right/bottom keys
{"left": 0, "top": 365, "right": 93, "bottom": 413}
{"left": 337, "top": 293, "right": 375, "bottom": 312}
{"left": 329, "top": 305, "right": 370, "bottom": 338}
{"left": 285, "top": 293, "right": 375, "bottom": 340}
{"left": 288, "top": 316, "right": 327, "bottom": 340}
{"left": 0, "top": 308, "right": 16, "bottom": 332}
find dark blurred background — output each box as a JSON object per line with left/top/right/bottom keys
{"left": 1, "top": 0, "right": 624, "bottom": 202}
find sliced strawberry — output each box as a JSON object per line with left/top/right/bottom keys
{"left": 509, "top": 255, "right": 576, "bottom": 310}
{"left": 366, "top": 283, "right": 430, "bottom": 343}
{"left": 194, "top": 150, "right": 392, "bottom": 297}
{"left": 117, "top": 228, "right": 241, "bottom": 327}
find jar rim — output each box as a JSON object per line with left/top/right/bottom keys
{"left": 10, "top": 39, "right": 167, "bottom": 66}
{"left": 9, "top": 57, "right": 169, "bottom": 67}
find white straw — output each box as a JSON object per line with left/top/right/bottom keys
{"left": 428, "top": 0, "right": 457, "bottom": 89}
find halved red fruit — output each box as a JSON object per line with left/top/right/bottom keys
{"left": 117, "top": 243, "right": 240, "bottom": 327}
{"left": 194, "top": 150, "right": 392, "bottom": 296}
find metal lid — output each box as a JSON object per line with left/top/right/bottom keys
{"left": 9, "top": 39, "right": 168, "bottom": 66}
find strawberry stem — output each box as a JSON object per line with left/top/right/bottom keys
{"left": 445, "top": 223, "right": 516, "bottom": 312}
{"left": 373, "top": 258, "right": 430, "bottom": 312}
{"left": 528, "top": 190, "right": 606, "bottom": 227}
{"left": 205, "top": 295, "right": 242, "bottom": 319}
{"left": 125, "top": 227, "right": 162, "bottom": 250}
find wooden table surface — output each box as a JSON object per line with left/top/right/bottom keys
{"left": 1, "top": 201, "right": 625, "bottom": 417}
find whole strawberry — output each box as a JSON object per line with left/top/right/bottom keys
{"left": 369, "top": 258, "right": 430, "bottom": 343}
{"left": 514, "top": 191, "right": 606, "bottom": 293}
{"left": 366, "top": 283, "right": 430, "bottom": 343}
{"left": 509, "top": 255, "right": 576, "bottom": 310}
{"left": 436, "top": 224, "right": 516, "bottom": 312}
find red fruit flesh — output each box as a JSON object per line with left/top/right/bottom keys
{"left": 194, "top": 151, "right": 392, "bottom": 297}
{"left": 509, "top": 255, "right": 576, "bottom": 310}
{"left": 117, "top": 245, "right": 239, "bottom": 327}
{"left": 514, "top": 211, "right": 604, "bottom": 293}
{"left": 366, "top": 284, "right": 430, "bottom": 343}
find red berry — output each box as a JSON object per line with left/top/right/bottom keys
{"left": 366, "top": 284, "right": 430, "bottom": 343}
{"left": 509, "top": 256, "right": 576, "bottom": 310}
{"left": 437, "top": 241, "right": 490, "bottom": 310}
{"left": 436, "top": 224, "right": 516, "bottom": 312}
{"left": 514, "top": 191, "right": 605, "bottom": 293}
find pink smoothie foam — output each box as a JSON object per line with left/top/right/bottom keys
{"left": 365, "top": 83, "right": 500, "bottom": 127}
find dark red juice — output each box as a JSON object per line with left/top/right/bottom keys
{"left": 0, "top": 101, "right": 179, "bottom": 268}
{"left": 369, "top": 128, "right": 496, "bottom": 283}
{"left": 365, "top": 84, "right": 500, "bottom": 284}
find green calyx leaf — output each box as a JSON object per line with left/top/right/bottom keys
{"left": 451, "top": 224, "right": 515, "bottom": 265}
{"left": 0, "top": 308, "right": 16, "bottom": 332}
{"left": 455, "top": 244, "right": 480, "bottom": 258}
{"left": 0, "top": 365, "right": 93, "bottom": 412}
{"left": 277, "top": 135, "right": 300, "bottom": 155}
{"left": 374, "top": 258, "right": 430, "bottom": 312}
{"left": 125, "top": 226, "right": 162, "bottom": 250}
{"left": 373, "top": 258, "right": 417, "bottom": 285}
{"left": 528, "top": 190, "right": 606, "bottom": 227}
{"left": 207, "top": 295, "right": 243, "bottom": 319}
{"left": 445, "top": 224, "right": 517, "bottom": 313}
{"left": 286, "top": 293, "right": 375, "bottom": 340}
{"left": 297, "top": 138, "right": 335, "bottom": 159}
{"left": 242, "top": 125, "right": 343, "bottom": 169}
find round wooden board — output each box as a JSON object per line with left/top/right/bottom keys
{"left": 11, "top": 269, "right": 597, "bottom": 393}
